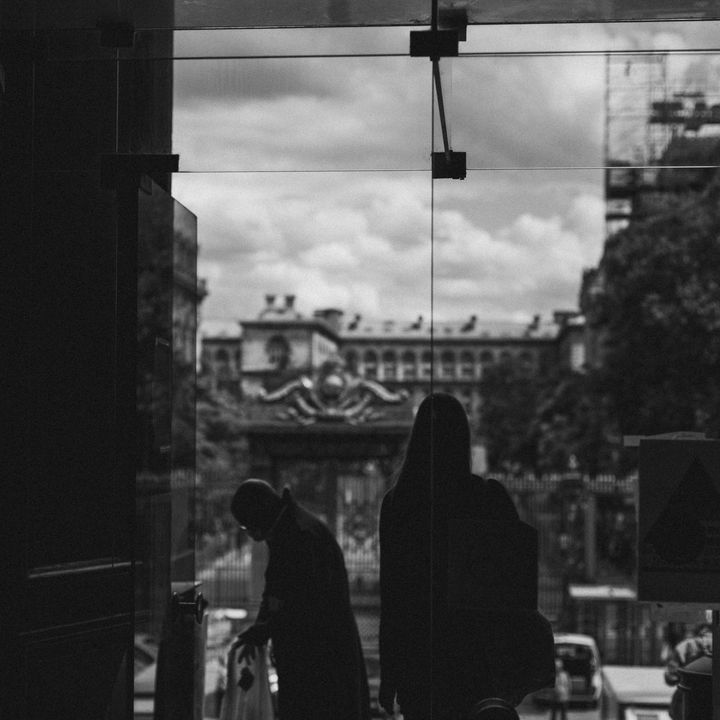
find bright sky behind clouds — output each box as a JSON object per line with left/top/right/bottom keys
{"left": 171, "top": 21, "right": 720, "bottom": 327}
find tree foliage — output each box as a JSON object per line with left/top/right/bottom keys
{"left": 590, "top": 180, "right": 720, "bottom": 451}
{"left": 479, "top": 361, "right": 616, "bottom": 474}
{"left": 530, "top": 368, "right": 618, "bottom": 475}
{"left": 481, "top": 177, "right": 720, "bottom": 475}
{"left": 478, "top": 359, "right": 542, "bottom": 473}
{"left": 195, "top": 376, "right": 249, "bottom": 480}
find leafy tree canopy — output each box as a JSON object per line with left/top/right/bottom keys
{"left": 591, "top": 179, "right": 720, "bottom": 446}
{"left": 481, "top": 177, "right": 720, "bottom": 475}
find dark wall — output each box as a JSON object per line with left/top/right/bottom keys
{"left": 1, "top": 6, "right": 175, "bottom": 717}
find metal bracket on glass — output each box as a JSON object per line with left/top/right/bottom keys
{"left": 409, "top": 29, "right": 460, "bottom": 59}
{"left": 97, "top": 21, "right": 135, "bottom": 48}
{"left": 409, "top": 6, "right": 468, "bottom": 57}
{"left": 410, "top": 9, "right": 467, "bottom": 180}
{"left": 432, "top": 151, "right": 466, "bottom": 179}
{"left": 100, "top": 154, "right": 179, "bottom": 189}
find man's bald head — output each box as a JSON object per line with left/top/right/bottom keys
{"left": 231, "top": 479, "right": 284, "bottom": 541}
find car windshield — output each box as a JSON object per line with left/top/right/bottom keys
{"left": 557, "top": 644, "right": 595, "bottom": 673}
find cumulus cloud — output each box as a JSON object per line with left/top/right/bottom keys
{"left": 170, "top": 22, "right": 709, "bottom": 329}
{"left": 175, "top": 169, "right": 603, "bottom": 324}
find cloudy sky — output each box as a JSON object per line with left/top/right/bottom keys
{"left": 170, "top": 21, "right": 720, "bottom": 328}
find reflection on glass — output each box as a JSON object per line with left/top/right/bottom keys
{"left": 42, "top": 22, "right": 720, "bottom": 61}
{"left": 451, "top": 50, "right": 720, "bottom": 172}
{"left": 135, "top": 179, "right": 199, "bottom": 718}
{"left": 21, "top": 2, "right": 720, "bottom": 32}
{"left": 450, "top": 54, "right": 605, "bottom": 170}
{"left": 463, "top": 21, "right": 720, "bottom": 55}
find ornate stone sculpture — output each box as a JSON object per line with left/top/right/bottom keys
{"left": 259, "top": 356, "right": 408, "bottom": 425}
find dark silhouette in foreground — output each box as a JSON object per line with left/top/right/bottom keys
{"left": 379, "top": 393, "right": 555, "bottom": 720}
{"left": 549, "top": 658, "right": 570, "bottom": 720}
{"left": 664, "top": 622, "right": 713, "bottom": 720}
{"left": 231, "top": 479, "right": 370, "bottom": 720}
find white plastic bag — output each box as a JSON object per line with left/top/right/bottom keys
{"left": 220, "top": 644, "right": 275, "bottom": 720}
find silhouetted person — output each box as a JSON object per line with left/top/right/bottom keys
{"left": 231, "top": 479, "right": 370, "bottom": 720}
{"left": 550, "top": 659, "right": 570, "bottom": 720}
{"left": 379, "top": 393, "right": 554, "bottom": 720}
{"left": 665, "top": 622, "right": 713, "bottom": 720}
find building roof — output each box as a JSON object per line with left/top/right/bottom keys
{"left": 201, "top": 298, "right": 565, "bottom": 343}
{"left": 340, "top": 316, "right": 559, "bottom": 341}
{"left": 200, "top": 319, "right": 241, "bottom": 339}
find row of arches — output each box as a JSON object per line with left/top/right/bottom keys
{"left": 344, "top": 347, "right": 537, "bottom": 381}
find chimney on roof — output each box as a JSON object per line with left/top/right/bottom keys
{"left": 410, "top": 315, "right": 423, "bottom": 330}
{"left": 348, "top": 313, "right": 361, "bottom": 331}
{"left": 524, "top": 314, "right": 541, "bottom": 337}
{"left": 313, "top": 307, "right": 344, "bottom": 335}
{"left": 461, "top": 314, "right": 477, "bottom": 332}
{"left": 285, "top": 294, "right": 296, "bottom": 310}
{"left": 265, "top": 294, "right": 276, "bottom": 309}
{"left": 552, "top": 310, "right": 576, "bottom": 326}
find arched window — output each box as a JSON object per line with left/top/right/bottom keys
{"left": 382, "top": 350, "right": 397, "bottom": 380}
{"left": 460, "top": 351, "right": 474, "bottom": 379}
{"left": 215, "top": 347, "right": 231, "bottom": 381}
{"left": 421, "top": 350, "right": 433, "bottom": 378}
{"left": 402, "top": 350, "right": 416, "bottom": 380}
{"left": 499, "top": 350, "right": 512, "bottom": 364}
{"left": 345, "top": 350, "right": 358, "bottom": 374}
{"left": 480, "top": 350, "right": 494, "bottom": 365}
{"left": 440, "top": 351, "right": 455, "bottom": 379}
{"left": 519, "top": 350, "right": 535, "bottom": 373}
{"left": 364, "top": 350, "right": 378, "bottom": 379}
{"left": 266, "top": 334, "right": 290, "bottom": 370}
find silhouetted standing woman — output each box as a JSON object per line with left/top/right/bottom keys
{"left": 378, "top": 393, "right": 554, "bottom": 720}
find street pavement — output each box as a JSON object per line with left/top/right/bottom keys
{"left": 518, "top": 698, "right": 600, "bottom": 720}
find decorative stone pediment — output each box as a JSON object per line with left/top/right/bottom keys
{"left": 259, "top": 356, "right": 408, "bottom": 425}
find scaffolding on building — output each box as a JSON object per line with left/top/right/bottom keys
{"left": 604, "top": 52, "right": 720, "bottom": 235}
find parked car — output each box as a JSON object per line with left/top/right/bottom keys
{"left": 601, "top": 665, "right": 672, "bottom": 720}
{"left": 533, "top": 633, "right": 603, "bottom": 707}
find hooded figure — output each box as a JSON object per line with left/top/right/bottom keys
{"left": 379, "top": 393, "right": 554, "bottom": 720}
{"left": 231, "top": 479, "right": 370, "bottom": 720}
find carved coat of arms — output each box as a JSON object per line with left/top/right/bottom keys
{"left": 259, "top": 357, "right": 408, "bottom": 425}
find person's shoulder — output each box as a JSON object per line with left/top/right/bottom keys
{"left": 482, "top": 475, "right": 510, "bottom": 494}
{"left": 471, "top": 474, "right": 519, "bottom": 519}
{"left": 379, "top": 486, "right": 396, "bottom": 515}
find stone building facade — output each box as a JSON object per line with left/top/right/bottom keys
{"left": 201, "top": 294, "right": 587, "bottom": 449}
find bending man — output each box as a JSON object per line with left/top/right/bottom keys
{"left": 231, "top": 479, "right": 370, "bottom": 720}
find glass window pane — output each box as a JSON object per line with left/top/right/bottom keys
{"left": 451, "top": 54, "right": 605, "bottom": 170}
{"left": 18, "top": 2, "right": 720, "bottom": 31}
{"left": 42, "top": 22, "right": 720, "bottom": 61}
{"left": 171, "top": 55, "right": 430, "bottom": 171}
{"left": 173, "top": 169, "right": 431, "bottom": 616}
{"left": 143, "top": 0, "right": 433, "bottom": 30}
{"left": 431, "top": 44, "right": 720, "bottom": 484}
